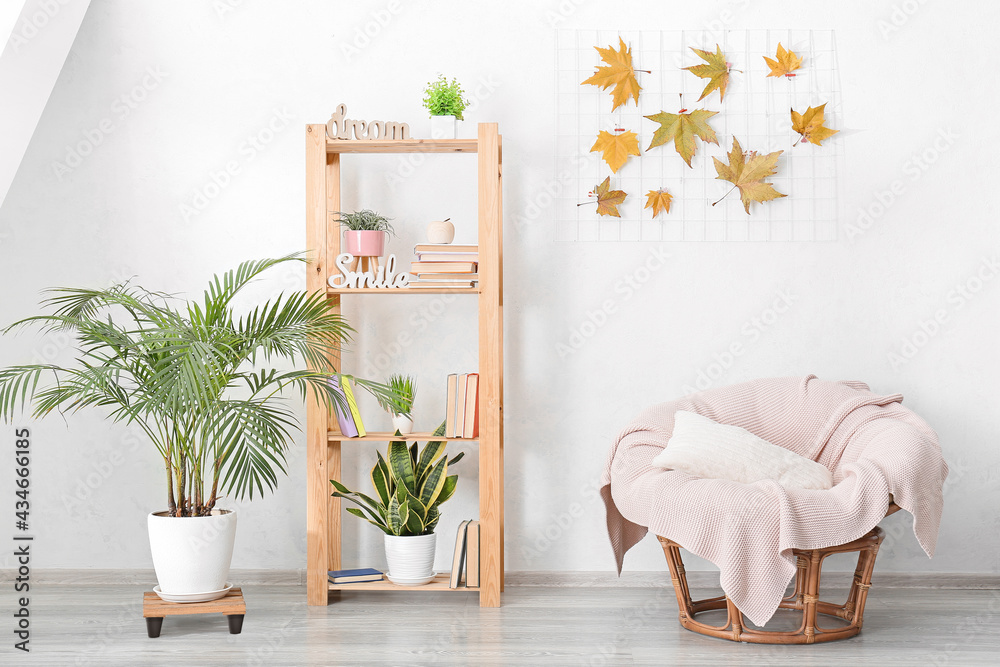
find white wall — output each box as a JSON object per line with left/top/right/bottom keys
{"left": 1, "top": 0, "right": 997, "bottom": 576}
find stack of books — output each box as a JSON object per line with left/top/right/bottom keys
{"left": 329, "top": 376, "right": 366, "bottom": 437}
{"left": 449, "top": 520, "right": 480, "bottom": 589}
{"left": 409, "top": 244, "right": 479, "bottom": 289}
{"left": 445, "top": 373, "right": 479, "bottom": 438}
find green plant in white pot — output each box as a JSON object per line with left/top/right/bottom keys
{"left": 0, "top": 255, "right": 403, "bottom": 601}
{"left": 330, "top": 423, "right": 463, "bottom": 585}
{"left": 422, "top": 75, "right": 468, "bottom": 139}
{"left": 380, "top": 374, "right": 416, "bottom": 435}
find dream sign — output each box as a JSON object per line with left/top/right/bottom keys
{"left": 326, "top": 103, "right": 410, "bottom": 141}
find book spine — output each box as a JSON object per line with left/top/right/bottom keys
{"left": 464, "top": 373, "right": 479, "bottom": 439}
{"left": 466, "top": 520, "right": 480, "bottom": 588}
{"left": 445, "top": 374, "right": 458, "bottom": 438}
{"left": 455, "top": 374, "right": 468, "bottom": 437}
{"left": 342, "top": 378, "right": 366, "bottom": 438}
{"left": 329, "top": 377, "right": 359, "bottom": 438}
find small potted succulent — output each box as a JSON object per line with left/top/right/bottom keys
{"left": 380, "top": 373, "right": 416, "bottom": 435}
{"left": 331, "top": 424, "right": 463, "bottom": 585}
{"left": 334, "top": 209, "right": 395, "bottom": 259}
{"left": 422, "top": 76, "right": 469, "bottom": 139}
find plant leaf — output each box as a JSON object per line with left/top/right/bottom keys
{"left": 644, "top": 109, "right": 719, "bottom": 167}
{"left": 592, "top": 176, "right": 627, "bottom": 218}
{"left": 590, "top": 130, "right": 641, "bottom": 174}
{"left": 791, "top": 103, "right": 838, "bottom": 146}
{"left": 644, "top": 189, "right": 673, "bottom": 218}
{"left": 418, "top": 457, "right": 448, "bottom": 508}
{"left": 712, "top": 137, "right": 787, "bottom": 214}
{"left": 581, "top": 37, "right": 642, "bottom": 111}
{"left": 764, "top": 43, "right": 802, "bottom": 78}
{"left": 683, "top": 45, "right": 731, "bottom": 102}
{"left": 388, "top": 440, "right": 417, "bottom": 494}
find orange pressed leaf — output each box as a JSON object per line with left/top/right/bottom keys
{"left": 581, "top": 37, "right": 642, "bottom": 111}
{"left": 590, "top": 129, "right": 641, "bottom": 173}
{"left": 791, "top": 103, "right": 839, "bottom": 146}
{"left": 644, "top": 189, "right": 673, "bottom": 218}
{"left": 712, "top": 137, "right": 786, "bottom": 214}
{"left": 592, "top": 176, "right": 627, "bottom": 217}
{"left": 764, "top": 43, "right": 803, "bottom": 78}
{"left": 683, "top": 45, "right": 732, "bottom": 102}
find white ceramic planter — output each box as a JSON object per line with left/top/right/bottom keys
{"left": 391, "top": 414, "right": 414, "bottom": 435}
{"left": 384, "top": 533, "right": 436, "bottom": 584}
{"left": 148, "top": 510, "right": 236, "bottom": 596}
{"left": 430, "top": 115, "right": 457, "bottom": 139}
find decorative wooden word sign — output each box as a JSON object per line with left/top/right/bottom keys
{"left": 329, "top": 253, "right": 412, "bottom": 289}
{"left": 326, "top": 103, "right": 410, "bottom": 141}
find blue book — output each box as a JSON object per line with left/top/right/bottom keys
{"left": 328, "top": 568, "right": 384, "bottom": 584}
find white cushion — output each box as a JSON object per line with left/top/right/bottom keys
{"left": 651, "top": 411, "right": 833, "bottom": 490}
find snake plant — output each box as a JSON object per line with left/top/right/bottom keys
{"left": 331, "top": 422, "right": 463, "bottom": 536}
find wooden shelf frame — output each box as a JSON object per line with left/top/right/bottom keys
{"left": 328, "top": 572, "right": 478, "bottom": 592}
{"left": 305, "top": 123, "right": 504, "bottom": 608}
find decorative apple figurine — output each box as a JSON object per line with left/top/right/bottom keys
{"left": 426, "top": 218, "right": 455, "bottom": 244}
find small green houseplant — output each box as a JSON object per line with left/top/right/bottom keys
{"left": 381, "top": 373, "right": 416, "bottom": 434}
{"left": 423, "top": 76, "right": 469, "bottom": 139}
{"left": 331, "top": 423, "right": 463, "bottom": 584}
{"left": 0, "top": 254, "right": 402, "bottom": 596}
{"left": 333, "top": 210, "right": 394, "bottom": 259}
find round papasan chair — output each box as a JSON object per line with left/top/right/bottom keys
{"left": 600, "top": 375, "right": 948, "bottom": 641}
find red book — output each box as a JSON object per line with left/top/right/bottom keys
{"left": 463, "top": 373, "right": 479, "bottom": 439}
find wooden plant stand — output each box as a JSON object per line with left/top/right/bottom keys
{"left": 142, "top": 588, "right": 246, "bottom": 638}
{"left": 657, "top": 504, "right": 899, "bottom": 644}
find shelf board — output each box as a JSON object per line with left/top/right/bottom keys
{"left": 327, "top": 287, "right": 480, "bottom": 295}
{"left": 329, "top": 431, "right": 478, "bottom": 443}
{"left": 326, "top": 138, "right": 479, "bottom": 154}
{"left": 328, "top": 572, "right": 478, "bottom": 592}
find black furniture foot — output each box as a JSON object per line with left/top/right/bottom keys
{"left": 146, "top": 616, "right": 164, "bottom": 638}
{"left": 227, "top": 614, "right": 244, "bottom": 634}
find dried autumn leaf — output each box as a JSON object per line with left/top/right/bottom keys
{"left": 791, "top": 103, "right": 839, "bottom": 146}
{"left": 592, "top": 176, "right": 627, "bottom": 217}
{"left": 712, "top": 137, "right": 786, "bottom": 214}
{"left": 683, "top": 45, "right": 731, "bottom": 102}
{"left": 764, "top": 43, "right": 802, "bottom": 78}
{"left": 581, "top": 37, "right": 642, "bottom": 111}
{"left": 644, "top": 109, "right": 719, "bottom": 167}
{"left": 645, "top": 189, "right": 673, "bottom": 218}
{"left": 590, "top": 129, "right": 641, "bottom": 174}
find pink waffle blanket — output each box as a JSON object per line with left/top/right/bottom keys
{"left": 600, "top": 375, "right": 948, "bottom": 626}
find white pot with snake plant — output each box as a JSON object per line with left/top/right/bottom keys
{"left": 331, "top": 424, "right": 464, "bottom": 585}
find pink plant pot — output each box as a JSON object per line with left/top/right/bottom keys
{"left": 343, "top": 230, "right": 387, "bottom": 257}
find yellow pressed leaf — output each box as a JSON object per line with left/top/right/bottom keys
{"left": 683, "top": 45, "right": 731, "bottom": 102}
{"left": 644, "top": 109, "right": 719, "bottom": 168}
{"left": 712, "top": 137, "right": 786, "bottom": 214}
{"left": 791, "top": 103, "right": 839, "bottom": 146}
{"left": 581, "top": 37, "right": 642, "bottom": 111}
{"left": 764, "top": 43, "right": 803, "bottom": 78}
{"left": 590, "top": 129, "right": 641, "bottom": 174}
{"left": 592, "top": 176, "right": 627, "bottom": 217}
{"left": 644, "top": 189, "right": 673, "bottom": 218}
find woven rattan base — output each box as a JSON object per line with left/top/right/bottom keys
{"left": 657, "top": 524, "right": 889, "bottom": 644}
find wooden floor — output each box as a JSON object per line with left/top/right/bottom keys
{"left": 11, "top": 583, "right": 1000, "bottom": 665}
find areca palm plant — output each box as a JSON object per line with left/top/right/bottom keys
{"left": 0, "top": 255, "right": 403, "bottom": 516}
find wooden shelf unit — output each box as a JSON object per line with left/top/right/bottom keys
{"left": 328, "top": 572, "right": 478, "bottom": 592}
{"left": 305, "top": 123, "right": 504, "bottom": 608}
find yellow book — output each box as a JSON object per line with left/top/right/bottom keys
{"left": 341, "top": 378, "right": 366, "bottom": 437}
